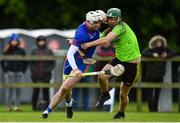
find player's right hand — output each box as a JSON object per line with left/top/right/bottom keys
{"left": 81, "top": 43, "right": 88, "bottom": 50}
{"left": 70, "top": 69, "right": 82, "bottom": 78}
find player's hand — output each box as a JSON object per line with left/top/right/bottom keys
{"left": 67, "top": 39, "right": 73, "bottom": 45}
{"left": 103, "top": 42, "right": 111, "bottom": 48}
{"left": 83, "top": 58, "right": 96, "bottom": 64}
{"left": 81, "top": 43, "right": 89, "bottom": 50}
{"left": 70, "top": 69, "right": 82, "bottom": 78}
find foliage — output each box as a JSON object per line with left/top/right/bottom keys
{"left": 0, "top": 0, "right": 179, "bottom": 52}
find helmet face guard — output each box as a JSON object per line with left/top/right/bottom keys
{"left": 95, "top": 10, "right": 106, "bottom": 22}
{"left": 86, "top": 11, "right": 101, "bottom": 25}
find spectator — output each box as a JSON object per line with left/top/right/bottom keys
{"left": 29, "top": 36, "right": 55, "bottom": 111}
{"left": 142, "top": 35, "right": 175, "bottom": 112}
{"left": 1, "top": 33, "right": 28, "bottom": 111}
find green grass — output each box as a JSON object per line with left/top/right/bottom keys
{"left": 1, "top": 112, "right": 180, "bottom": 122}
{"left": 0, "top": 102, "right": 180, "bottom": 122}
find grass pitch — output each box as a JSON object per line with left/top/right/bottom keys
{"left": 0, "top": 111, "right": 180, "bottom": 122}
{"left": 0, "top": 102, "right": 180, "bottom": 122}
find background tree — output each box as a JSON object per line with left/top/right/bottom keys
{"left": 0, "top": 0, "right": 179, "bottom": 52}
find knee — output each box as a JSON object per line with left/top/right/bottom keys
{"left": 60, "top": 85, "right": 71, "bottom": 94}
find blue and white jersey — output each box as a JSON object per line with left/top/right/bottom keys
{"left": 64, "top": 22, "right": 100, "bottom": 74}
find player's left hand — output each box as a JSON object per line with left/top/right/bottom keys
{"left": 83, "top": 58, "right": 96, "bottom": 64}
{"left": 70, "top": 69, "right": 82, "bottom": 78}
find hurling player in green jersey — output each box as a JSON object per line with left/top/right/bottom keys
{"left": 82, "top": 8, "right": 141, "bottom": 119}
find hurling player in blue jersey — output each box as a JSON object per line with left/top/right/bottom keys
{"left": 42, "top": 11, "right": 101, "bottom": 119}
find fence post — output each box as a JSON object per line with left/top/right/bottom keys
{"left": 158, "top": 60, "right": 172, "bottom": 112}
{"left": 136, "top": 84, "right": 142, "bottom": 112}
{"left": 178, "top": 65, "right": 180, "bottom": 112}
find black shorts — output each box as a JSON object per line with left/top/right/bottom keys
{"left": 109, "top": 58, "right": 140, "bottom": 86}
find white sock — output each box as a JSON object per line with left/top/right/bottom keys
{"left": 66, "top": 99, "right": 73, "bottom": 107}
{"left": 43, "top": 106, "right": 52, "bottom": 114}
{"left": 43, "top": 110, "right": 49, "bottom": 114}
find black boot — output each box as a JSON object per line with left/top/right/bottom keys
{"left": 96, "top": 93, "right": 110, "bottom": 109}
{"left": 113, "top": 112, "right": 125, "bottom": 119}
{"left": 66, "top": 107, "right": 73, "bottom": 119}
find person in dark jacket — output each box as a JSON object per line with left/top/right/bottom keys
{"left": 1, "top": 33, "right": 28, "bottom": 111}
{"left": 142, "top": 35, "right": 175, "bottom": 112}
{"left": 29, "top": 36, "right": 55, "bottom": 111}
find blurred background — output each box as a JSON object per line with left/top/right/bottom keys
{"left": 0, "top": 0, "right": 179, "bottom": 51}
{"left": 0, "top": 0, "right": 180, "bottom": 113}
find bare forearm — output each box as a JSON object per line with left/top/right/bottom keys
{"left": 85, "top": 32, "right": 116, "bottom": 48}
{"left": 86, "top": 37, "right": 107, "bottom": 48}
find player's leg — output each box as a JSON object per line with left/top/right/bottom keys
{"left": 114, "top": 62, "right": 140, "bottom": 119}
{"left": 98, "top": 64, "right": 112, "bottom": 92}
{"left": 120, "top": 82, "right": 131, "bottom": 112}
{"left": 96, "top": 58, "right": 122, "bottom": 109}
{"left": 113, "top": 82, "right": 131, "bottom": 119}
{"left": 96, "top": 64, "right": 113, "bottom": 109}
{"left": 64, "top": 65, "right": 90, "bottom": 118}
{"left": 42, "top": 76, "right": 81, "bottom": 118}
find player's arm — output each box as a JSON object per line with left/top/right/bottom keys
{"left": 82, "top": 32, "right": 117, "bottom": 49}
{"left": 67, "top": 45, "right": 82, "bottom": 77}
{"left": 67, "top": 29, "right": 86, "bottom": 70}
{"left": 67, "top": 45, "right": 79, "bottom": 70}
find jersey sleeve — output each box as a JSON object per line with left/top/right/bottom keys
{"left": 72, "top": 29, "right": 88, "bottom": 47}
{"left": 112, "top": 24, "right": 126, "bottom": 37}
